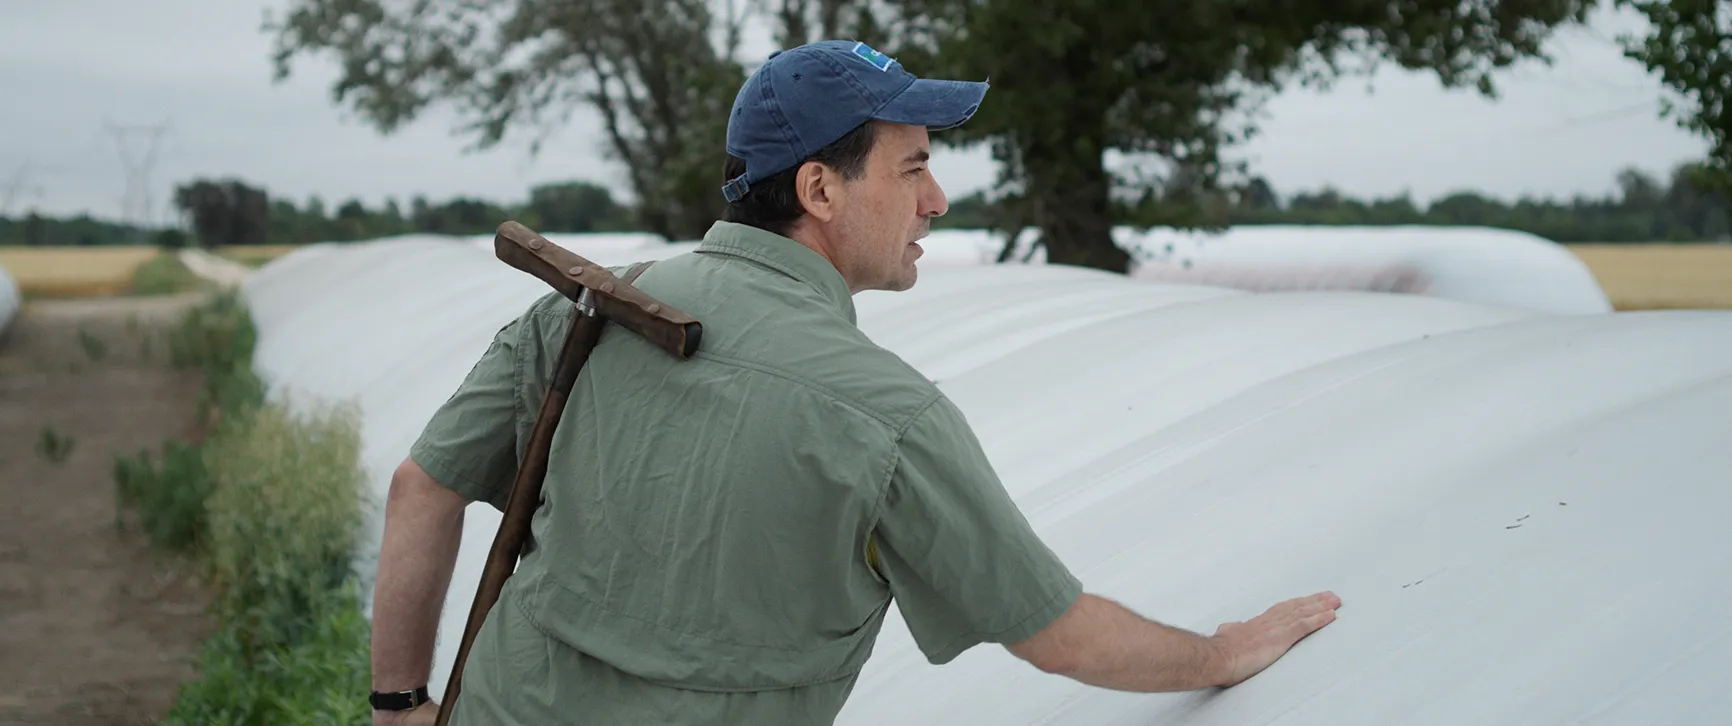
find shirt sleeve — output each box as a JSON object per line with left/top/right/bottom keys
{"left": 871, "top": 394, "right": 1084, "bottom": 664}
{"left": 408, "top": 318, "right": 524, "bottom": 512}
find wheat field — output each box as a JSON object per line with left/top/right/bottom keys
{"left": 1567, "top": 244, "right": 1732, "bottom": 310}
{"left": 0, "top": 245, "right": 162, "bottom": 298}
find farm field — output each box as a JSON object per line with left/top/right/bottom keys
{"left": 0, "top": 292, "right": 215, "bottom": 725}
{"left": 1566, "top": 243, "right": 1732, "bottom": 310}
{"left": 0, "top": 246, "right": 161, "bottom": 298}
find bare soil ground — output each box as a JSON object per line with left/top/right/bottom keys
{"left": 0, "top": 292, "right": 214, "bottom": 725}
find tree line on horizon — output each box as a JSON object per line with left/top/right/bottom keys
{"left": 1, "top": 162, "right": 1725, "bottom": 249}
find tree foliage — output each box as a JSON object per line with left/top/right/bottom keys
{"left": 264, "top": 0, "right": 757, "bottom": 240}
{"left": 173, "top": 179, "right": 271, "bottom": 248}
{"left": 249, "top": 179, "right": 633, "bottom": 243}
{"left": 1225, "top": 162, "right": 1728, "bottom": 242}
{"left": 864, "top": 0, "right": 1601, "bottom": 271}
{"left": 528, "top": 181, "right": 631, "bottom": 234}
{"left": 1618, "top": 0, "right": 1732, "bottom": 194}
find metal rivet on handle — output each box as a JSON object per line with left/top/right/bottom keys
{"left": 529, "top": 240, "right": 543, "bottom": 250}
{"left": 647, "top": 304, "right": 661, "bottom": 314}
{"left": 568, "top": 266, "right": 583, "bottom": 276}
{"left": 601, "top": 282, "right": 615, "bottom": 293}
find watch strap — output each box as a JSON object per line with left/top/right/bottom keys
{"left": 370, "top": 686, "right": 430, "bottom": 711}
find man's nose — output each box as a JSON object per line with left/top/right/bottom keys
{"left": 921, "top": 176, "right": 949, "bottom": 218}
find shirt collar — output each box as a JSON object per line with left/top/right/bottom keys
{"left": 694, "top": 221, "right": 857, "bottom": 325}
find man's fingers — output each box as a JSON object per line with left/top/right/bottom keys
{"left": 1299, "top": 609, "right": 1336, "bottom": 632}
{"left": 1301, "top": 592, "right": 1340, "bottom": 615}
{"left": 1284, "top": 591, "right": 1341, "bottom": 619}
{"left": 1266, "top": 591, "right": 1338, "bottom": 620}
{"left": 1251, "top": 591, "right": 1341, "bottom": 638}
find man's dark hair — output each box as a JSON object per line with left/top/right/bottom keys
{"left": 721, "top": 121, "right": 880, "bottom": 237}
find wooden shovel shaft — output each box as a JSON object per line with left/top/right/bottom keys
{"left": 433, "top": 307, "right": 606, "bottom": 726}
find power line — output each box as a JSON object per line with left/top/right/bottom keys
{"left": 104, "top": 118, "right": 172, "bottom": 239}
{"left": 1, "top": 162, "right": 47, "bottom": 218}
{"left": 1531, "top": 99, "right": 1663, "bottom": 134}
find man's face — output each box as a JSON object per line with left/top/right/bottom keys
{"left": 827, "top": 122, "right": 949, "bottom": 293}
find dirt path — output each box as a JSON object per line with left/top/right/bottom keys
{"left": 0, "top": 292, "right": 215, "bottom": 725}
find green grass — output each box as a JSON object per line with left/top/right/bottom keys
{"left": 167, "top": 288, "right": 266, "bottom": 427}
{"left": 112, "top": 289, "right": 373, "bottom": 725}
{"left": 35, "top": 425, "right": 75, "bottom": 465}
{"left": 113, "top": 440, "right": 211, "bottom": 553}
{"left": 77, "top": 324, "right": 109, "bottom": 360}
{"left": 129, "top": 250, "right": 209, "bottom": 296}
{"left": 216, "top": 244, "right": 301, "bottom": 269}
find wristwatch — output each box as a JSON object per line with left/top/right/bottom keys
{"left": 370, "top": 686, "right": 431, "bottom": 711}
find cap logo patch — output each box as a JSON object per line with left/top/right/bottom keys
{"left": 852, "top": 42, "right": 894, "bottom": 71}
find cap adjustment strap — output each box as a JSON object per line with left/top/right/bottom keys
{"left": 721, "top": 175, "right": 751, "bottom": 203}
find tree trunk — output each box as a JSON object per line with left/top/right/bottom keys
{"left": 1019, "top": 131, "right": 1129, "bottom": 273}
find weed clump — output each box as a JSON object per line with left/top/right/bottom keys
{"left": 114, "top": 290, "right": 373, "bottom": 725}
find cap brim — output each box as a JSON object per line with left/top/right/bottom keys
{"left": 874, "top": 78, "right": 988, "bottom": 131}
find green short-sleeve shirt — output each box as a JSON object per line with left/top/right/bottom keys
{"left": 410, "top": 221, "right": 1082, "bottom": 725}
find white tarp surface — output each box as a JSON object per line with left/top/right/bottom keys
{"left": 0, "top": 262, "right": 19, "bottom": 339}
{"left": 346, "top": 223, "right": 1614, "bottom": 315}
{"left": 244, "top": 233, "right": 1728, "bottom": 724}
{"left": 919, "top": 224, "right": 1614, "bottom": 315}
{"left": 177, "top": 248, "right": 254, "bottom": 288}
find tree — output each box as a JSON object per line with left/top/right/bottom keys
{"left": 153, "top": 228, "right": 191, "bottom": 250}
{"left": 1239, "top": 177, "right": 1281, "bottom": 212}
{"left": 22, "top": 213, "right": 45, "bottom": 246}
{"left": 264, "top": 0, "right": 1602, "bottom": 267}
{"left": 527, "top": 181, "right": 628, "bottom": 233}
{"left": 264, "top": 0, "right": 774, "bottom": 241}
{"left": 1619, "top": 0, "right": 1731, "bottom": 196}
{"left": 871, "top": 0, "right": 1600, "bottom": 272}
{"left": 172, "top": 179, "right": 270, "bottom": 248}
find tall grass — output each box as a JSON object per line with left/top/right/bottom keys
{"left": 129, "top": 250, "right": 208, "bottom": 296}
{"left": 112, "top": 440, "right": 210, "bottom": 553}
{"left": 168, "top": 288, "right": 266, "bottom": 426}
{"left": 113, "top": 288, "right": 373, "bottom": 725}
{"left": 203, "top": 400, "right": 367, "bottom": 655}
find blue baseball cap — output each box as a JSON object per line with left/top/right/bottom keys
{"left": 721, "top": 40, "right": 988, "bottom": 203}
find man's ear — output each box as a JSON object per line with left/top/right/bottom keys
{"left": 796, "top": 161, "right": 840, "bottom": 223}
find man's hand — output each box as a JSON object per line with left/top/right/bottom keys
{"left": 1006, "top": 590, "right": 1341, "bottom": 693}
{"left": 374, "top": 700, "right": 439, "bottom": 726}
{"left": 1210, "top": 591, "right": 1341, "bottom": 687}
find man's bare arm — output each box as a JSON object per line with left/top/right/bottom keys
{"left": 1007, "top": 591, "right": 1340, "bottom": 692}
{"left": 371, "top": 457, "right": 471, "bottom": 697}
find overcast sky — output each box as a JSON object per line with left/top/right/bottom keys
{"left": 0, "top": 1, "right": 1711, "bottom": 226}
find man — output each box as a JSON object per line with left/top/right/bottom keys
{"left": 369, "top": 39, "right": 1341, "bottom": 726}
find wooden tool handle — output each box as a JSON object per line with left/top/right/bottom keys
{"left": 433, "top": 255, "right": 678, "bottom": 726}
{"left": 432, "top": 310, "right": 606, "bottom": 726}
{"left": 494, "top": 221, "right": 703, "bottom": 358}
